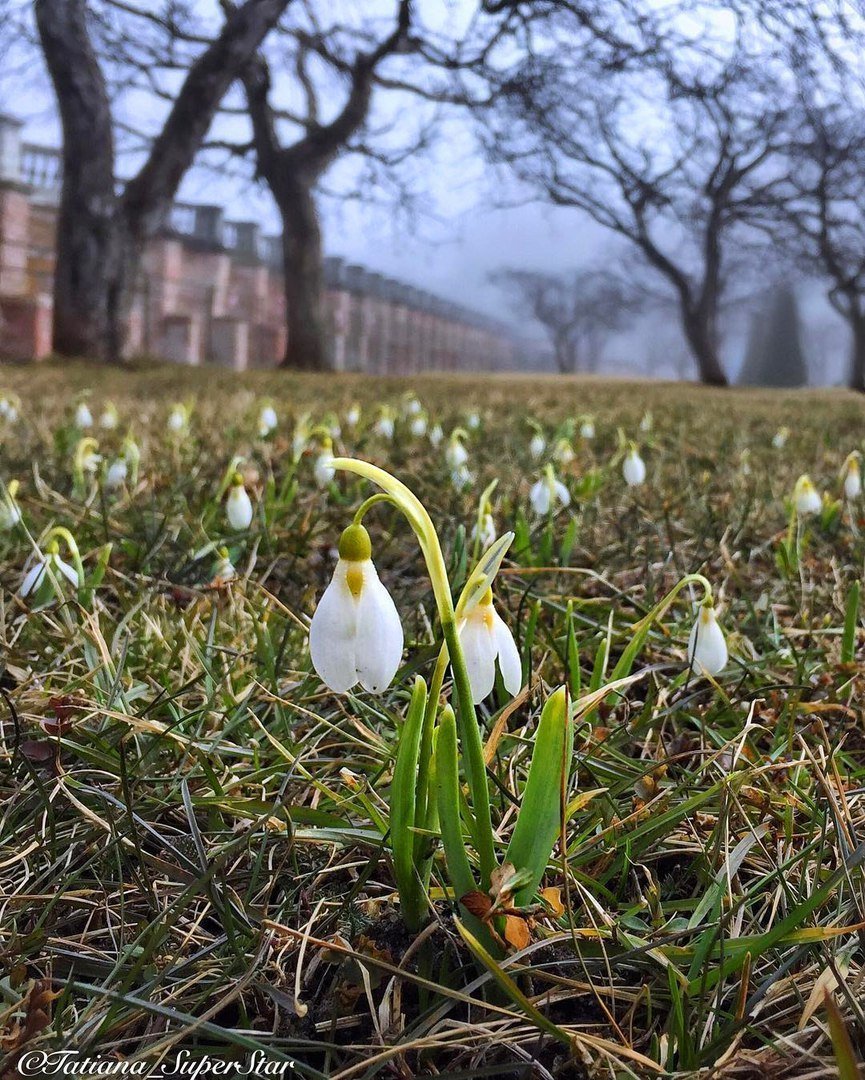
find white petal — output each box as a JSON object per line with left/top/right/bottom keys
{"left": 226, "top": 487, "right": 253, "bottom": 530}
{"left": 354, "top": 563, "right": 403, "bottom": 693}
{"left": 309, "top": 563, "right": 359, "bottom": 693}
{"left": 493, "top": 608, "right": 522, "bottom": 697}
{"left": 19, "top": 559, "right": 47, "bottom": 598}
{"left": 554, "top": 480, "right": 571, "bottom": 508}
{"left": 688, "top": 608, "right": 728, "bottom": 676}
{"left": 529, "top": 480, "right": 550, "bottom": 515}
{"left": 53, "top": 554, "right": 81, "bottom": 587}
{"left": 459, "top": 610, "right": 498, "bottom": 704}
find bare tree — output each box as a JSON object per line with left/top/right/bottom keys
{"left": 237, "top": 2, "right": 416, "bottom": 371}
{"left": 476, "top": 10, "right": 794, "bottom": 385}
{"left": 35, "top": 0, "right": 289, "bottom": 362}
{"left": 490, "top": 266, "right": 638, "bottom": 373}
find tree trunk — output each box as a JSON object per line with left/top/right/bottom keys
{"left": 682, "top": 309, "right": 728, "bottom": 386}
{"left": 36, "top": 0, "right": 117, "bottom": 359}
{"left": 279, "top": 185, "right": 330, "bottom": 371}
{"left": 849, "top": 314, "right": 865, "bottom": 393}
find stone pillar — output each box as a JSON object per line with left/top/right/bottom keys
{"left": 210, "top": 316, "right": 249, "bottom": 370}
{"left": 0, "top": 293, "right": 52, "bottom": 359}
{"left": 0, "top": 185, "right": 29, "bottom": 295}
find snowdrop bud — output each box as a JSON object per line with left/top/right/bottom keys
{"left": 580, "top": 418, "right": 595, "bottom": 440}
{"left": 100, "top": 403, "right": 119, "bottom": 430}
{"left": 793, "top": 474, "right": 822, "bottom": 516}
{"left": 314, "top": 447, "right": 336, "bottom": 488}
{"left": 410, "top": 415, "right": 428, "bottom": 437}
{"left": 687, "top": 602, "right": 728, "bottom": 676}
{"left": 429, "top": 423, "right": 444, "bottom": 447}
{"left": 258, "top": 404, "right": 278, "bottom": 437}
{"left": 529, "top": 468, "right": 570, "bottom": 516}
{"left": 226, "top": 475, "right": 254, "bottom": 531}
{"left": 841, "top": 453, "right": 861, "bottom": 500}
{"left": 445, "top": 434, "right": 468, "bottom": 470}
{"left": 105, "top": 458, "right": 128, "bottom": 490}
{"left": 529, "top": 432, "right": 546, "bottom": 460}
{"left": 772, "top": 427, "right": 789, "bottom": 450}
{"left": 623, "top": 447, "right": 646, "bottom": 487}
{"left": 75, "top": 402, "right": 93, "bottom": 428}
{"left": 458, "top": 588, "right": 522, "bottom": 704}
{"left": 308, "top": 523, "right": 403, "bottom": 694}
{"left": 0, "top": 480, "right": 21, "bottom": 530}
{"left": 345, "top": 403, "right": 361, "bottom": 428}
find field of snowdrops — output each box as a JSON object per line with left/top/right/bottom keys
{"left": 2, "top": 363, "right": 865, "bottom": 1079}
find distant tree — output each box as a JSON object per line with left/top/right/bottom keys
{"left": 739, "top": 283, "right": 808, "bottom": 387}
{"left": 238, "top": 1, "right": 421, "bottom": 370}
{"left": 35, "top": 0, "right": 289, "bottom": 362}
{"left": 490, "top": 266, "right": 638, "bottom": 373}
{"left": 475, "top": 7, "right": 795, "bottom": 385}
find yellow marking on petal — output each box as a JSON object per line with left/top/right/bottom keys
{"left": 345, "top": 562, "right": 365, "bottom": 599}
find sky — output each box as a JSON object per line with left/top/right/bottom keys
{"left": 0, "top": 0, "right": 855, "bottom": 383}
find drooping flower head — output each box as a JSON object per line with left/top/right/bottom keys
{"left": 458, "top": 587, "right": 522, "bottom": 704}
{"left": 309, "top": 523, "right": 403, "bottom": 694}
{"left": 258, "top": 403, "right": 278, "bottom": 438}
{"left": 226, "top": 474, "right": 254, "bottom": 531}
{"left": 99, "top": 403, "right": 119, "bottom": 430}
{"left": 466, "top": 410, "right": 482, "bottom": 431}
{"left": 19, "top": 539, "right": 82, "bottom": 603}
{"left": 375, "top": 407, "right": 395, "bottom": 440}
{"left": 579, "top": 415, "right": 595, "bottom": 440}
{"left": 75, "top": 400, "right": 94, "bottom": 429}
{"left": 0, "top": 480, "right": 22, "bottom": 531}
{"left": 314, "top": 438, "right": 336, "bottom": 488}
{"left": 529, "top": 465, "right": 570, "bottom": 516}
{"left": 553, "top": 437, "right": 574, "bottom": 465}
{"left": 167, "top": 403, "right": 190, "bottom": 435}
{"left": 772, "top": 426, "right": 790, "bottom": 450}
{"left": 345, "top": 402, "right": 361, "bottom": 428}
{"left": 687, "top": 599, "right": 728, "bottom": 677}
{"left": 623, "top": 445, "right": 646, "bottom": 487}
{"left": 429, "top": 423, "right": 444, "bottom": 448}
{"left": 840, "top": 452, "right": 862, "bottom": 500}
{"left": 445, "top": 430, "right": 469, "bottom": 470}
{"left": 529, "top": 431, "right": 546, "bottom": 461}
{"left": 793, "top": 474, "right": 822, "bottom": 517}
{"left": 410, "top": 414, "right": 428, "bottom": 438}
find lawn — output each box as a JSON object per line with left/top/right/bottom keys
{"left": 1, "top": 362, "right": 864, "bottom": 1079}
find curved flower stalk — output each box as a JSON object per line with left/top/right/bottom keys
{"left": 529, "top": 464, "right": 570, "bottom": 516}
{"left": 0, "top": 480, "right": 22, "bottom": 531}
{"left": 321, "top": 457, "right": 501, "bottom": 887}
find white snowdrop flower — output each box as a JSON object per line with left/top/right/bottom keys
{"left": 345, "top": 403, "right": 361, "bottom": 428}
{"left": 445, "top": 433, "right": 468, "bottom": 470}
{"left": 639, "top": 410, "right": 653, "bottom": 433}
{"left": 105, "top": 458, "right": 128, "bottom": 490}
{"left": 0, "top": 398, "right": 16, "bottom": 421}
{"left": 226, "top": 475, "right": 254, "bottom": 531}
{"left": 841, "top": 453, "right": 861, "bottom": 500}
{"left": 292, "top": 419, "right": 310, "bottom": 460}
{"left": 0, "top": 481, "right": 21, "bottom": 530}
{"left": 19, "top": 544, "right": 81, "bottom": 601}
{"left": 580, "top": 418, "right": 595, "bottom": 440}
{"left": 623, "top": 447, "right": 646, "bottom": 487}
{"left": 793, "top": 474, "right": 822, "bottom": 516}
{"left": 80, "top": 445, "right": 102, "bottom": 474}
{"left": 309, "top": 524, "right": 403, "bottom": 694}
{"left": 168, "top": 404, "right": 189, "bottom": 434}
{"left": 772, "top": 427, "right": 790, "bottom": 450}
{"left": 466, "top": 411, "right": 481, "bottom": 431}
{"left": 75, "top": 402, "right": 93, "bottom": 428}
{"left": 258, "top": 404, "right": 278, "bottom": 437}
{"left": 472, "top": 511, "right": 497, "bottom": 551}
{"left": 429, "top": 424, "right": 444, "bottom": 448}
{"left": 410, "top": 415, "right": 428, "bottom": 438}
{"left": 529, "top": 432, "right": 546, "bottom": 460}
{"left": 314, "top": 451, "right": 336, "bottom": 488}
{"left": 458, "top": 588, "right": 522, "bottom": 704}
{"left": 99, "top": 404, "right": 119, "bottom": 430}
{"left": 375, "top": 412, "right": 395, "bottom": 440}
{"left": 553, "top": 437, "right": 574, "bottom": 465}
{"left": 451, "top": 465, "right": 473, "bottom": 492}
{"left": 529, "top": 468, "right": 570, "bottom": 515}
{"left": 211, "top": 548, "right": 237, "bottom": 583}
{"left": 687, "top": 603, "right": 728, "bottom": 677}
{"left": 405, "top": 396, "right": 422, "bottom": 416}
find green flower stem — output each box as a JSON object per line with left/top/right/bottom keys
{"left": 414, "top": 644, "right": 449, "bottom": 862}
{"left": 353, "top": 493, "right": 395, "bottom": 526}
{"left": 333, "top": 456, "right": 497, "bottom": 889}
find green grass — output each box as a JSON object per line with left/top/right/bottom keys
{"left": 1, "top": 361, "right": 865, "bottom": 1078}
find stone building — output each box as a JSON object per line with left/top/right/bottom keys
{"left": 0, "top": 114, "right": 516, "bottom": 372}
